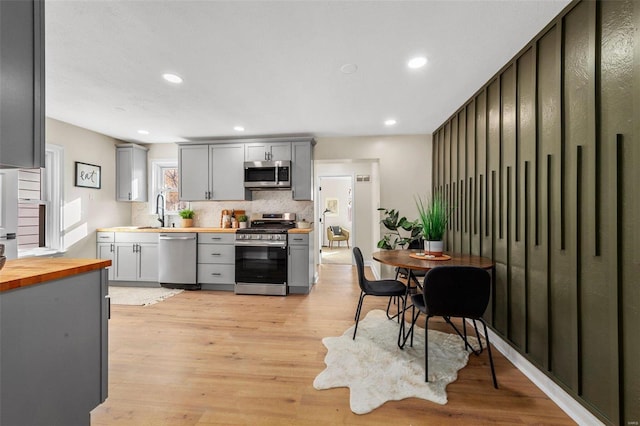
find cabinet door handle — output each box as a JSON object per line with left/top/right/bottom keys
{"left": 211, "top": 253, "right": 221, "bottom": 256}
{"left": 110, "top": 243, "right": 114, "bottom": 252}
{"left": 211, "top": 273, "right": 222, "bottom": 276}
{"left": 128, "top": 192, "right": 132, "bottom": 200}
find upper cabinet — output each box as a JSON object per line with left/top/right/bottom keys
{"left": 116, "top": 144, "right": 148, "bottom": 202}
{"left": 292, "top": 140, "right": 314, "bottom": 200}
{"left": 0, "top": 0, "right": 45, "bottom": 169}
{"left": 244, "top": 142, "right": 291, "bottom": 162}
{"left": 179, "top": 143, "right": 251, "bottom": 201}
{"left": 178, "top": 137, "right": 313, "bottom": 201}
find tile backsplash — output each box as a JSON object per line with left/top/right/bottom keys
{"left": 131, "top": 190, "right": 314, "bottom": 228}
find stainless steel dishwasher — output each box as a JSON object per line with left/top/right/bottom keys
{"left": 159, "top": 233, "right": 199, "bottom": 289}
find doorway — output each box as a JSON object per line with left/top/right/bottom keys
{"left": 318, "top": 175, "right": 353, "bottom": 265}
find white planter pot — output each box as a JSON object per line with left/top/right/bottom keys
{"left": 424, "top": 240, "right": 444, "bottom": 256}
{"left": 238, "top": 222, "right": 247, "bottom": 229}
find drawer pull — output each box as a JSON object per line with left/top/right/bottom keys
{"left": 211, "top": 273, "right": 222, "bottom": 276}
{"left": 211, "top": 253, "right": 221, "bottom": 256}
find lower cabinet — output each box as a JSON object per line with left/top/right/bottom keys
{"left": 100, "top": 232, "right": 159, "bottom": 285}
{"left": 288, "top": 231, "right": 315, "bottom": 294}
{"left": 0, "top": 268, "right": 108, "bottom": 426}
{"left": 96, "top": 232, "right": 115, "bottom": 281}
{"left": 197, "top": 232, "right": 235, "bottom": 290}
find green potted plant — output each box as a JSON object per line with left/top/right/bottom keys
{"left": 377, "top": 208, "right": 422, "bottom": 250}
{"left": 237, "top": 214, "right": 248, "bottom": 229}
{"left": 178, "top": 208, "right": 195, "bottom": 228}
{"left": 415, "top": 192, "right": 450, "bottom": 256}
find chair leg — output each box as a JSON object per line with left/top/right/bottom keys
{"left": 353, "top": 292, "right": 366, "bottom": 339}
{"left": 399, "top": 304, "right": 419, "bottom": 349}
{"left": 479, "top": 319, "right": 498, "bottom": 389}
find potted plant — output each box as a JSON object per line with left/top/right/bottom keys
{"left": 237, "top": 214, "right": 248, "bottom": 229}
{"left": 415, "top": 192, "right": 450, "bottom": 256}
{"left": 377, "top": 208, "right": 422, "bottom": 250}
{"left": 178, "top": 208, "right": 195, "bottom": 228}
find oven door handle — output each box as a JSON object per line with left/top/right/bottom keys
{"left": 235, "top": 240, "right": 287, "bottom": 248}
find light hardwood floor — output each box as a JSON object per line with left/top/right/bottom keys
{"left": 92, "top": 264, "right": 575, "bottom": 425}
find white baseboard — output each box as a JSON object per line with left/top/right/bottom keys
{"left": 472, "top": 321, "right": 604, "bottom": 426}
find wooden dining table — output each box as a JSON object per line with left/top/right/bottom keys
{"left": 372, "top": 250, "right": 495, "bottom": 273}
{"left": 372, "top": 249, "right": 495, "bottom": 348}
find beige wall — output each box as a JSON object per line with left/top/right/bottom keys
{"left": 315, "top": 135, "right": 432, "bottom": 276}
{"left": 46, "top": 118, "right": 131, "bottom": 258}
{"left": 315, "top": 135, "right": 432, "bottom": 219}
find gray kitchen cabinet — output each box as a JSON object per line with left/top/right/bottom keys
{"left": 197, "top": 232, "right": 235, "bottom": 290}
{"left": 291, "top": 140, "right": 314, "bottom": 201}
{"left": 116, "top": 144, "right": 148, "bottom": 201}
{"left": 0, "top": 267, "right": 108, "bottom": 426}
{"left": 288, "top": 231, "right": 315, "bottom": 294}
{"left": 210, "top": 144, "right": 249, "bottom": 200}
{"left": 112, "top": 232, "right": 158, "bottom": 283}
{"left": 96, "top": 232, "right": 115, "bottom": 281}
{"left": 179, "top": 144, "right": 210, "bottom": 201}
{"left": 179, "top": 143, "right": 251, "bottom": 201}
{"left": 0, "top": 0, "right": 45, "bottom": 169}
{"left": 245, "top": 142, "right": 291, "bottom": 161}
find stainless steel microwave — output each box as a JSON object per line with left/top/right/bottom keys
{"left": 244, "top": 160, "right": 291, "bottom": 189}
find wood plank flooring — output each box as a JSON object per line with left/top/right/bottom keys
{"left": 91, "top": 264, "right": 575, "bottom": 425}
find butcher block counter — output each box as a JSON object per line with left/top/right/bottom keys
{"left": 97, "top": 226, "right": 314, "bottom": 234}
{"left": 0, "top": 257, "right": 111, "bottom": 292}
{"left": 0, "top": 257, "right": 109, "bottom": 426}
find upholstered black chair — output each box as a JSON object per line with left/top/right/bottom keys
{"left": 402, "top": 266, "right": 498, "bottom": 388}
{"left": 352, "top": 247, "right": 407, "bottom": 344}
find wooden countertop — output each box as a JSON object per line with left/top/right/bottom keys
{"left": 97, "top": 227, "right": 237, "bottom": 233}
{"left": 0, "top": 258, "right": 111, "bottom": 293}
{"left": 97, "top": 227, "right": 314, "bottom": 234}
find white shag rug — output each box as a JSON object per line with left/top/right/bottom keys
{"left": 108, "top": 286, "right": 183, "bottom": 306}
{"left": 313, "top": 309, "right": 476, "bottom": 414}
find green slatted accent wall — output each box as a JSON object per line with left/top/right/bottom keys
{"left": 431, "top": 1, "right": 639, "bottom": 424}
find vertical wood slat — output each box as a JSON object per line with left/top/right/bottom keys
{"left": 594, "top": 0, "right": 602, "bottom": 257}
{"left": 524, "top": 160, "right": 530, "bottom": 353}
{"left": 615, "top": 133, "right": 624, "bottom": 425}
{"left": 576, "top": 145, "right": 583, "bottom": 396}
{"left": 559, "top": 17, "right": 567, "bottom": 251}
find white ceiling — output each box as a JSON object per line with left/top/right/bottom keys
{"left": 45, "top": 0, "right": 571, "bottom": 144}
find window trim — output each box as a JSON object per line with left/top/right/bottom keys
{"left": 150, "top": 159, "right": 180, "bottom": 215}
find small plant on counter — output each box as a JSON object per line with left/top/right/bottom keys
{"left": 178, "top": 209, "right": 195, "bottom": 219}
{"left": 237, "top": 214, "right": 248, "bottom": 223}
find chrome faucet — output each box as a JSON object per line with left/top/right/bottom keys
{"left": 156, "top": 193, "right": 165, "bottom": 227}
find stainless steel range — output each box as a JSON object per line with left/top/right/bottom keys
{"left": 234, "top": 213, "right": 296, "bottom": 296}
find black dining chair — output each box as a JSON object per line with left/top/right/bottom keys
{"left": 401, "top": 266, "right": 498, "bottom": 388}
{"left": 352, "top": 247, "right": 407, "bottom": 344}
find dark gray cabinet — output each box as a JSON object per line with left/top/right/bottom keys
{"left": 116, "top": 144, "right": 148, "bottom": 201}
{"left": 0, "top": 0, "right": 44, "bottom": 169}
{"left": 288, "top": 232, "right": 315, "bottom": 294}
{"left": 0, "top": 268, "right": 109, "bottom": 426}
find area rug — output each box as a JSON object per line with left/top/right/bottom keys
{"left": 108, "top": 286, "right": 183, "bottom": 306}
{"left": 313, "top": 309, "right": 477, "bottom": 414}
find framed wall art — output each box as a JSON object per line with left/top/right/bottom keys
{"left": 75, "top": 162, "right": 101, "bottom": 189}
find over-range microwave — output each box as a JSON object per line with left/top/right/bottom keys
{"left": 244, "top": 160, "right": 291, "bottom": 189}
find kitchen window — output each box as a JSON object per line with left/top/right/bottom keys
{"left": 150, "top": 160, "right": 184, "bottom": 214}
{"left": 17, "top": 145, "right": 64, "bottom": 255}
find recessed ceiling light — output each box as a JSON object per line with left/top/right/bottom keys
{"left": 407, "top": 56, "right": 427, "bottom": 69}
{"left": 234, "top": 126, "right": 245, "bottom": 132}
{"left": 384, "top": 119, "right": 397, "bottom": 126}
{"left": 137, "top": 129, "right": 150, "bottom": 135}
{"left": 340, "top": 63, "right": 358, "bottom": 74}
{"left": 162, "top": 73, "right": 183, "bottom": 84}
